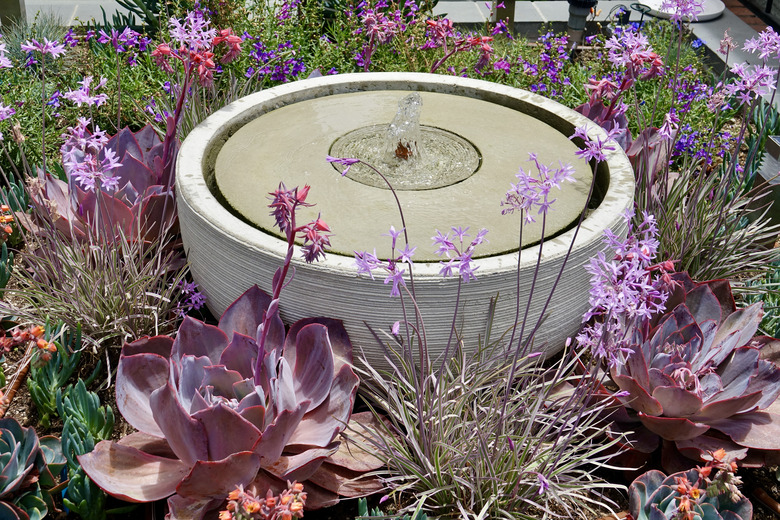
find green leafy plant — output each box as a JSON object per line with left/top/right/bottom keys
{"left": 57, "top": 379, "right": 114, "bottom": 520}
{"left": 629, "top": 449, "right": 751, "bottom": 520}
{"left": 0, "top": 417, "right": 66, "bottom": 520}
{"left": 356, "top": 497, "right": 428, "bottom": 520}
{"left": 27, "top": 323, "right": 91, "bottom": 429}
{"left": 0, "top": 242, "right": 14, "bottom": 292}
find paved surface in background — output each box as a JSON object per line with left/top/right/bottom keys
{"left": 2, "top": 0, "right": 773, "bottom": 74}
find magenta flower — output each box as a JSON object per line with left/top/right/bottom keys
{"left": 268, "top": 184, "right": 331, "bottom": 264}
{"left": 20, "top": 38, "right": 66, "bottom": 58}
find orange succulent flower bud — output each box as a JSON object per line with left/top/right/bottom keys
{"left": 30, "top": 325, "right": 44, "bottom": 338}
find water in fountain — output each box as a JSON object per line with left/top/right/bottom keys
{"left": 329, "top": 93, "right": 482, "bottom": 190}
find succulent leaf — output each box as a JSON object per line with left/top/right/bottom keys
{"left": 80, "top": 285, "right": 379, "bottom": 518}
{"left": 602, "top": 275, "right": 780, "bottom": 469}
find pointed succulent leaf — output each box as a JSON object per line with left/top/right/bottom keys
{"left": 262, "top": 445, "right": 338, "bottom": 482}
{"left": 172, "top": 318, "right": 229, "bottom": 364}
{"left": 638, "top": 413, "right": 710, "bottom": 441}
{"left": 708, "top": 411, "right": 780, "bottom": 450}
{"left": 284, "top": 324, "right": 334, "bottom": 410}
{"left": 694, "top": 392, "right": 763, "bottom": 421}
{"left": 718, "top": 348, "right": 758, "bottom": 393}
{"left": 219, "top": 332, "right": 258, "bottom": 377}
{"left": 613, "top": 374, "right": 663, "bottom": 415}
{"left": 175, "top": 452, "right": 262, "bottom": 499}
{"left": 104, "top": 127, "right": 142, "bottom": 162}
{"left": 192, "top": 404, "right": 262, "bottom": 460}
{"left": 710, "top": 305, "right": 762, "bottom": 358}
{"left": 116, "top": 341, "right": 171, "bottom": 437}
{"left": 218, "top": 285, "right": 272, "bottom": 339}
{"left": 285, "top": 318, "right": 353, "bottom": 371}
{"left": 149, "top": 383, "right": 208, "bottom": 466}
{"left": 114, "top": 154, "right": 155, "bottom": 197}
{"left": 287, "top": 364, "right": 359, "bottom": 447}
{"left": 685, "top": 284, "right": 723, "bottom": 325}
{"left": 652, "top": 386, "right": 703, "bottom": 417}
{"left": 78, "top": 441, "right": 190, "bottom": 502}
{"left": 258, "top": 404, "right": 310, "bottom": 464}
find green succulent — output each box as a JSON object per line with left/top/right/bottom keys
{"left": 0, "top": 418, "right": 65, "bottom": 520}
{"left": 57, "top": 380, "right": 114, "bottom": 520}
{"left": 629, "top": 469, "right": 752, "bottom": 520}
{"left": 26, "top": 323, "right": 84, "bottom": 429}
{"left": 356, "top": 498, "right": 428, "bottom": 520}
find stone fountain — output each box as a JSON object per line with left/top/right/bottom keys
{"left": 176, "top": 72, "right": 634, "bottom": 364}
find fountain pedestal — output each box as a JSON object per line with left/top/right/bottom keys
{"left": 176, "top": 73, "right": 634, "bottom": 365}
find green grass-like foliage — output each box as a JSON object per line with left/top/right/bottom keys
{"left": 356, "top": 498, "right": 428, "bottom": 520}
{"left": 58, "top": 380, "right": 114, "bottom": 520}
{"left": 26, "top": 322, "right": 84, "bottom": 429}
{"left": 358, "top": 326, "right": 624, "bottom": 520}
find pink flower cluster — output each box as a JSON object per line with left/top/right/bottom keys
{"left": 60, "top": 118, "right": 122, "bottom": 192}
{"left": 268, "top": 183, "right": 331, "bottom": 263}
{"left": 152, "top": 12, "right": 242, "bottom": 87}
{"left": 501, "top": 153, "right": 575, "bottom": 223}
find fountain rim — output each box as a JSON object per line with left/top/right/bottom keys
{"left": 176, "top": 72, "right": 635, "bottom": 279}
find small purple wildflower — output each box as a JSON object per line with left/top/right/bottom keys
{"left": 659, "top": 0, "right": 704, "bottom": 22}
{"left": 20, "top": 38, "right": 66, "bottom": 58}
{"left": 432, "top": 226, "right": 487, "bottom": 282}
{"left": 175, "top": 280, "right": 207, "bottom": 317}
{"left": 355, "top": 226, "right": 417, "bottom": 297}
{"left": 326, "top": 155, "right": 360, "bottom": 176}
{"left": 168, "top": 11, "right": 217, "bottom": 51}
{"left": 723, "top": 62, "right": 776, "bottom": 106}
{"left": 576, "top": 210, "right": 671, "bottom": 367}
{"left": 63, "top": 76, "right": 109, "bottom": 107}
{"left": 570, "top": 125, "right": 617, "bottom": 163}
{"left": 501, "top": 154, "right": 575, "bottom": 222}
{"left": 0, "top": 103, "right": 15, "bottom": 121}
{"left": 743, "top": 26, "right": 780, "bottom": 62}
{"left": 0, "top": 40, "right": 12, "bottom": 68}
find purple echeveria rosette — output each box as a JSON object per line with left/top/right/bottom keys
{"left": 78, "top": 285, "right": 380, "bottom": 520}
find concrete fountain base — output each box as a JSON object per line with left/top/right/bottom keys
{"left": 176, "top": 72, "right": 634, "bottom": 365}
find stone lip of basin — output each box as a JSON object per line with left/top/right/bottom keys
{"left": 176, "top": 72, "right": 635, "bottom": 363}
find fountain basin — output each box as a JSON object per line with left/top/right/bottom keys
{"left": 176, "top": 72, "right": 634, "bottom": 363}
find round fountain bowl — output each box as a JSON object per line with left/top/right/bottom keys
{"left": 176, "top": 72, "right": 634, "bottom": 364}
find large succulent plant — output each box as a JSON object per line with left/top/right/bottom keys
{"left": 600, "top": 272, "right": 780, "bottom": 470}
{"left": 35, "top": 124, "right": 176, "bottom": 243}
{"left": 0, "top": 417, "right": 65, "bottom": 520}
{"left": 629, "top": 467, "right": 752, "bottom": 520}
{"left": 79, "top": 285, "right": 382, "bottom": 520}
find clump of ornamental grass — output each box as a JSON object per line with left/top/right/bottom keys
{"left": 328, "top": 126, "right": 628, "bottom": 519}
{"left": 358, "top": 331, "right": 626, "bottom": 520}
{"left": 579, "top": 13, "right": 780, "bottom": 282}
{"left": 0, "top": 215, "right": 189, "bottom": 353}
{"left": 0, "top": 27, "right": 206, "bottom": 359}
